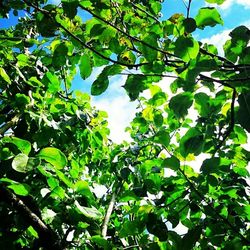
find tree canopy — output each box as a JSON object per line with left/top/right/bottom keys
{"left": 0, "top": 0, "right": 249, "bottom": 249}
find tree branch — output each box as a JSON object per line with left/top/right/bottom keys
{"left": 0, "top": 184, "right": 63, "bottom": 250}
{"left": 101, "top": 191, "right": 116, "bottom": 238}
{"left": 0, "top": 114, "right": 21, "bottom": 137}
{"left": 78, "top": 3, "right": 177, "bottom": 58}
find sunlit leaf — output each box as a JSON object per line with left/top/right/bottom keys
{"left": 38, "top": 147, "right": 67, "bottom": 169}
{"left": 12, "top": 153, "right": 30, "bottom": 173}
{"left": 195, "top": 7, "right": 223, "bottom": 29}
{"left": 3, "top": 137, "right": 31, "bottom": 155}
{"left": 8, "top": 183, "right": 31, "bottom": 196}
{"left": 75, "top": 201, "right": 102, "bottom": 219}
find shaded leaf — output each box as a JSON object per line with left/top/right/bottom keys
{"left": 154, "top": 130, "right": 170, "bottom": 147}
{"left": 237, "top": 91, "right": 250, "bottom": 132}
{"left": 180, "top": 226, "right": 202, "bottom": 250}
{"left": 79, "top": 54, "right": 92, "bottom": 80}
{"left": 180, "top": 128, "right": 204, "bottom": 157}
{"left": 174, "top": 36, "right": 199, "bottom": 62}
{"left": 169, "top": 92, "right": 193, "bottom": 118}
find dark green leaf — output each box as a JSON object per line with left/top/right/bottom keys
{"left": 180, "top": 128, "right": 204, "bottom": 157}
{"left": 174, "top": 36, "right": 199, "bottom": 62}
{"left": 183, "top": 18, "right": 197, "bottom": 33}
{"left": 141, "top": 33, "right": 158, "bottom": 61}
{"left": 169, "top": 92, "right": 193, "bottom": 118}
{"left": 123, "top": 75, "right": 149, "bottom": 101}
{"left": 154, "top": 130, "right": 170, "bottom": 147}
{"left": 62, "top": 0, "right": 78, "bottom": 19}
{"left": 79, "top": 54, "right": 92, "bottom": 80}
{"left": 146, "top": 213, "right": 168, "bottom": 241}
{"left": 163, "top": 156, "right": 180, "bottom": 171}
{"left": 237, "top": 91, "right": 250, "bottom": 132}
{"left": 180, "top": 226, "right": 202, "bottom": 250}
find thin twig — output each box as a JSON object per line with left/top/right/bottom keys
{"left": 0, "top": 114, "right": 21, "bottom": 136}
{"left": 78, "top": 3, "right": 177, "bottom": 58}
{"left": 187, "top": 0, "right": 192, "bottom": 18}
{"left": 130, "top": 2, "right": 160, "bottom": 23}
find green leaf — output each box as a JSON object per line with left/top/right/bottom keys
{"left": 91, "top": 236, "right": 109, "bottom": 250}
{"left": 180, "top": 128, "right": 204, "bottom": 157}
{"left": 0, "top": 67, "right": 11, "bottom": 84}
{"left": 75, "top": 201, "right": 102, "bottom": 219}
{"left": 141, "top": 33, "right": 158, "bottom": 61}
{"left": 12, "top": 153, "right": 31, "bottom": 173}
{"left": 169, "top": 92, "right": 193, "bottom": 118}
{"left": 91, "top": 74, "right": 109, "bottom": 95}
{"left": 62, "top": 0, "right": 78, "bottom": 19}
{"left": 38, "top": 147, "right": 67, "bottom": 169}
{"left": 123, "top": 75, "right": 149, "bottom": 101}
{"left": 3, "top": 137, "right": 31, "bottom": 155}
{"left": 79, "top": 54, "right": 92, "bottom": 80}
{"left": 74, "top": 180, "right": 93, "bottom": 199}
{"left": 237, "top": 91, "right": 250, "bottom": 132}
{"left": 201, "top": 157, "right": 231, "bottom": 174}
{"left": 194, "top": 92, "right": 210, "bottom": 117}
{"left": 174, "top": 37, "right": 199, "bottom": 62}
{"left": 163, "top": 156, "right": 180, "bottom": 171}
{"left": 180, "top": 226, "right": 202, "bottom": 250}
{"left": 52, "top": 43, "right": 68, "bottom": 69}
{"left": 230, "top": 25, "right": 250, "bottom": 43}
{"left": 8, "top": 183, "right": 31, "bottom": 196}
{"left": 195, "top": 7, "right": 223, "bottom": 29}
{"left": 146, "top": 213, "right": 168, "bottom": 241}
{"left": 205, "top": 0, "right": 226, "bottom": 4}
{"left": 154, "top": 130, "right": 170, "bottom": 147}
{"left": 183, "top": 18, "right": 197, "bottom": 33}
{"left": 44, "top": 72, "right": 61, "bottom": 93}
{"left": 15, "top": 93, "right": 29, "bottom": 108}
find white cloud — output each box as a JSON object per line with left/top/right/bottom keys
{"left": 201, "top": 29, "right": 230, "bottom": 56}
{"left": 93, "top": 76, "right": 138, "bottom": 144}
{"left": 207, "top": 0, "right": 250, "bottom": 10}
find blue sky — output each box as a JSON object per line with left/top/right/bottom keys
{"left": 1, "top": 0, "right": 250, "bottom": 142}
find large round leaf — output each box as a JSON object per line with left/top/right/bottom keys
{"left": 12, "top": 153, "right": 30, "bottom": 173}
{"left": 174, "top": 37, "right": 199, "bottom": 62}
{"left": 38, "top": 147, "right": 67, "bottom": 169}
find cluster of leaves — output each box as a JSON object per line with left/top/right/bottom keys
{"left": 0, "top": 0, "right": 249, "bottom": 249}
